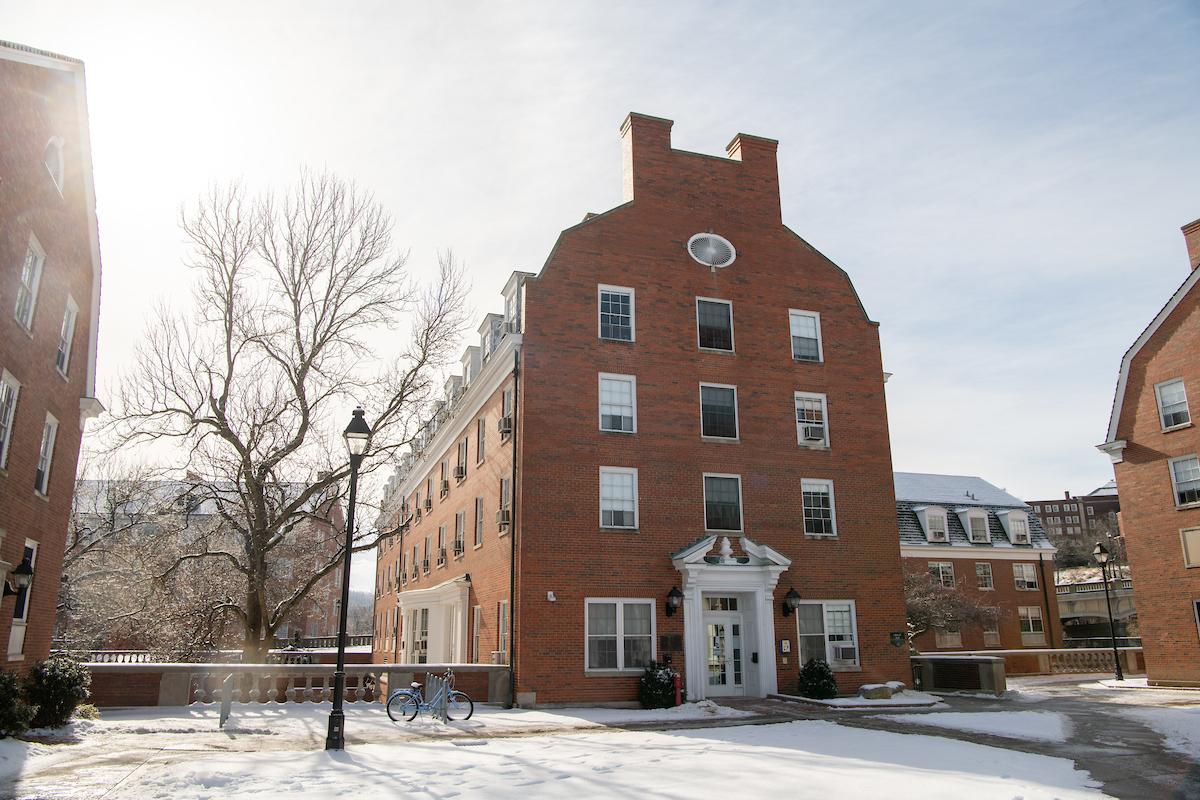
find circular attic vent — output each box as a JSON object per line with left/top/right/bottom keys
{"left": 687, "top": 233, "right": 736, "bottom": 269}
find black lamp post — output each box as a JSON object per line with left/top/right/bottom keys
{"left": 325, "top": 407, "right": 372, "bottom": 751}
{"left": 1092, "top": 542, "right": 1124, "bottom": 682}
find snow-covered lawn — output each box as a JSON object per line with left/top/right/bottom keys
{"left": 105, "top": 721, "right": 1101, "bottom": 800}
{"left": 879, "top": 711, "right": 1071, "bottom": 743}
{"left": 1119, "top": 706, "right": 1200, "bottom": 757}
{"left": 775, "top": 689, "right": 944, "bottom": 708}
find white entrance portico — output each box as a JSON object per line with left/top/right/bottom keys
{"left": 671, "top": 535, "right": 790, "bottom": 701}
{"left": 396, "top": 574, "right": 471, "bottom": 664}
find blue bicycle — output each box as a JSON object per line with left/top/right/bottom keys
{"left": 386, "top": 668, "right": 474, "bottom": 721}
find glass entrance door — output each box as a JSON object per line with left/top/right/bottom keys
{"left": 704, "top": 613, "right": 744, "bottom": 696}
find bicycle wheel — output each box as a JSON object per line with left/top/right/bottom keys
{"left": 445, "top": 690, "right": 474, "bottom": 721}
{"left": 387, "top": 692, "right": 420, "bottom": 722}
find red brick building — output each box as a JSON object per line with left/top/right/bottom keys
{"left": 895, "top": 473, "right": 1062, "bottom": 653}
{"left": 1098, "top": 216, "right": 1200, "bottom": 686}
{"left": 374, "top": 113, "right": 910, "bottom": 704}
{"left": 1027, "top": 482, "right": 1123, "bottom": 568}
{"left": 0, "top": 41, "right": 103, "bottom": 670}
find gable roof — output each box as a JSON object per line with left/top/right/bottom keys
{"left": 1102, "top": 265, "right": 1200, "bottom": 445}
{"left": 893, "top": 472, "right": 1026, "bottom": 508}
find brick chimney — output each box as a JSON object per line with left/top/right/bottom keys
{"left": 620, "top": 113, "right": 674, "bottom": 203}
{"left": 1183, "top": 217, "right": 1200, "bottom": 272}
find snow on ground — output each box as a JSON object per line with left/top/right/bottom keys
{"left": 879, "top": 711, "right": 1071, "bottom": 743}
{"left": 775, "top": 690, "right": 944, "bottom": 708}
{"left": 1119, "top": 706, "right": 1200, "bottom": 757}
{"left": 106, "top": 720, "right": 1102, "bottom": 800}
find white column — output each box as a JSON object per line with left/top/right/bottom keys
{"left": 755, "top": 588, "right": 778, "bottom": 697}
{"left": 683, "top": 584, "right": 706, "bottom": 702}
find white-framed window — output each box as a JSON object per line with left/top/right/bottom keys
{"left": 456, "top": 438, "right": 468, "bottom": 479}
{"left": 436, "top": 525, "right": 446, "bottom": 565}
{"left": 599, "top": 373, "right": 636, "bottom": 433}
{"left": 1156, "top": 379, "right": 1191, "bottom": 430}
{"left": 497, "top": 601, "right": 509, "bottom": 659}
{"left": 598, "top": 285, "right": 635, "bottom": 342}
{"left": 1051, "top": 504, "right": 1059, "bottom": 513}
{"left": 476, "top": 418, "right": 486, "bottom": 462}
{"left": 699, "top": 383, "right": 738, "bottom": 439}
{"left": 472, "top": 605, "right": 483, "bottom": 662}
{"left": 788, "top": 309, "right": 822, "bottom": 362}
{"left": 34, "top": 413, "right": 57, "bottom": 495}
{"left": 934, "top": 629, "right": 962, "bottom": 649}
{"left": 474, "top": 496, "right": 485, "bottom": 546}
{"left": 696, "top": 297, "right": 734, "bottom": 352}
{"left": 982, "top": 618, "right": 1001, "bottom": 648}
{"left": 0, "top": 371, "right": 20, "bottom": 469}
{"left": 14, "top": 236, "right": 45, "bottom": 332}
{"left": 585, "top": 598, "right": 655, "bottom": 672}
{"left": 795, "top": 600, "right": 859, "bottom": 668}
{"left": 976, "top": 562, "right": 994, "bottom": 590}
{"left": 499, "top": 476, "right": 512, "bottom": 519}
{"left": 794, "top": 392, "right": 829, "bottom": 447}
{"left": 929, "top": 561, "right": 955, "bottom": 588}
{"left": 1018, "top": 606, "right": 1046, "bottom": 645}
{"left": 1182, "top": 528, "right": 1200, "bottom": 568}
{"left": 927, "top": 513, "right": 948, "bottom": 542}
{"left": 599, "top": 467, "right": 638, "bottom": 529}
{"left": 502, "top": 387, "right": 514, "bottom": 422}
{"left": 1014, "top": 563, "right": 1039, "bottom": 590}
{"left": 454, "top": 510, "right": 466, "bottom": 552}
{"left": 44, "top": 137, "right": 64, "bottom": 193}
{"left": 967, "top": 514, "right": 990, "bottom": 543}
{"left": 703, "top": 473, "right": 742, "bottom": 531}
{"left": 801, "top": 479, "right": 836, "bottom": 537}
{"left": 1009, "top": 516, "right": 1030, "bottom": 545}
{"left": 1170, "top": 455, "right": 1200, "bottom": 507}
{"left": 7, "top": 539, "right": 39, "bottom": 658}
{"left": 55, "top": 296, "right": 78, "bottom": 376}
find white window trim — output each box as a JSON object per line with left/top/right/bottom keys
{"left": 699, "top": 382, "right": 739, "bottom": 441}
{"left": 597, "top": 284, "right": 636, "bottom": 342}
{"left": 56, "top": 295, "right": 78, "bottom": 378}
{"left": 599, "top": 466, "right": 639, "bottom": 530}
{"left": 0, "top": 370, "right": 21, "bottom": 470}
{"left": 788, "top": 308, "right": 824, "bottom": 362}
{"left": 1155, "top": 378, "right": 1192, "bottom": 432}
{"left": 1182, "top": 527, "right": 1200, "bottom": 569}
{"left": 929, "top": 561, "right": 955, "bottom": 587}
{"left": 703, "top": 472, "right": 743, "bottom": 533}
{"left": 934, "top": 629, "right": 964, "bottom": 649}
{"left": 583, "top": 597, "right": 657, "bottom": 674}
{"left": 34, "top": 412, "right": 58, "bottom": 496}
{"left": 801, "top": 477, "right": 837, "bottom": 538}
{"left": 1169, "top": 454, "right": 1200, "bottom": 509}
{"left": 1013, "top": 563, "right": 1039, "bottom": 591}
{"left": 914, "top": 506, "right": 950, "bottom": 543}
{"left": 957, "top": 508, "right": 992, "bottom": 543}
{"left": 15, "top": 234, "right": 46, "bottom": 333}
{"left": 8, "top": 538, "right": 39, "bottom": 659}
{"left": 695, "top": 296, "right": 735, "bottom": 353}
{"left": 472, "top": 605, "right": 482, "bottom": 663}
{"left": 44, "top": 137, "right": 65, "bottom": 195}
{"left": 793, "top": 599, "right": 860, "bottom": 670}
{"left": 598, "top": 372, "right": 637, "bottom": 434}
{"left": 975, "top": 561, "right": 995, "bottom": 590}
{"left": 793, "top": 391, "right": 830, "bottom": 448}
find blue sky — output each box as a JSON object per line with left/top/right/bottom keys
{"left": 4, "top": 1, "right": 1199, "bottom": 507}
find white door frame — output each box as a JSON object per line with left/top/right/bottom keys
{"left": 703, "top": 609, "right": 746, "bottom": 696}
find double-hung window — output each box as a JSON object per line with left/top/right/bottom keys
{"left": 599, "top": 467, "right": 638, "bottom": 529}
{"left": 976, "top": 562, "right": 994, "bottom": 590}
{"left": 794, "top": 392, "right": 828, "bottom": 447}
{"left": 795, "top": 601, "right": 859, "bottom": 668}
{"left": 929, "top": 561, "right": 954, "bottom": 588}
{"left": 15, "top": 238, "right": 45, "bottom": 332}
{"left": 703, "top": 474, "right": 742, "bottom": 531}
{"left": 598, "top": 285, "right": 634, "bottom": 342}
{"left": 472, "top": 606, "right": 482, "bottom": 662}
{"left": 497, "top": 601, "right": 509, "bottom": 658}
{"left": 585, "top": 598, "right": 654, "bottom": 671}
{"left": 982, "top": 618, "right": 1001, "bottom": 647}
{"left": 34, "top": 413, "right": 57, "bottom": 495}
{"left": 476, "top": 418, "right": 486, "bottom": 462}
{"left": 44, "top": 138, "right": 64, "bottom": 193}
{"left": 598, "top": 374, "right": 636, "bottom": 433}
{"left": 699, "top": 384, "right": 738, "bottom": 439}
{"left": 801, "top": 479, "right": 836, "bottom": 537}
{"left": 788, "top": 309, "right": 822, "bottom": 362}
{"left": 967, "top": 515, "right": 990, "bottom": 543}
{"left": 696, "top": 298, "right": 733, "bottom": 351}
{"left": 1182, "top": 528, "right": 1200, "bottom": 568}
{"left": 456, "top": 438, "right": 468, "bottom": 480}
{"left": 436, "top": 525, "right": 447, "bottom": 565}
{"left": 499, "top": 477, "right": 512, "bottom": 528}
{"left": 56, "top": 296, "right": 78, "bottom": 376}
{"left": 474, "top": 497, "right": 485, "bottom": 546}
{"left": 1170, "top": 455, "right": 1200, "bottom": 507}
{"left": 7, "top": 540, "right": 38, "bottom": 658}
{"left": 1156, "top": 379, "right": 1191, "bottom": 430}
{"left": 454, "top": 511, "right": 466, "bottom": 553}
{"left": 1019, "top": 606, "right": 1046, "bottom": 645}
{"left": 0, "top": 371, "right": 20, "bottom": 469}
{"left": 1013, "top": 563, "right": 1039, "bottom": 590}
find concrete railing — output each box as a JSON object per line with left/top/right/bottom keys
{"left": 85, "top": 662, "right": 510, "bottom": 708}
{"left": 928, "top": 647, "right": 1144, "bottom": 676}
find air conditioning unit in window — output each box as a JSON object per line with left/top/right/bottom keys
{"left": 832, "top": 645, "right": 857, "bottom": 663}
{"left": 437, "top": 548, "right": 447, "bottom": 564}
{"left": 453, "top": 539, "right": 464, "bottom": 555}
{"left": 421, "top": 559, "right": 430, "bottom": 572}
{"left": 1013, "top": 532, "right": 1030, "bottom": 545}
{"left": 498, "top": 417, "right": 513, "bottom": 435}
{"left": 454, "top": 465, "right": 467, "bottom": 480}
{"left": 496, "top": 508, "right": 511, "bottom": 527}
{"left": 440, "top": 479, "right": 450, "bottom": 495}
{"left": 504, "top": 321, "right": 519, "bottom": 335}
{"left": 802, "top": 425, "right": 826, "bottom": 443}
{"left": 423, "top": 497, "right": 433, "bottom": 511}
{"left": 928, "top": 529, "right": 948, "bottom": 542}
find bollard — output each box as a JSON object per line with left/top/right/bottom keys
{"left": 673, "top": 672, "right": 682, "bottom": 706}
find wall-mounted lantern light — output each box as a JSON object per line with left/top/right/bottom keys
{"left": 665, "top": 586, "right": 684, "bottom": 616}
{"left": 781, "top": 587, "right": 801, "bottom": 617}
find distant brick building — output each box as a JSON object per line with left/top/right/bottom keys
{"left": 1099, "top": 216, "right": 1200, "bottom": 686}
{"left": 373, "top": 113, "right": 911, "bottom": 704}
{"left": 0, "top": 41, "right": 103, "bottom": 671}
{"left": 1027, "top": 481, "right": 1123, "bottom": 568}
{"left": 895, "top": 473, "right": 1062, "bottom": 652}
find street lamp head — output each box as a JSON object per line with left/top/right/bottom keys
{"left": 781, "top": 587, "right": 802, "bottom": 617}
{"left": 343, "top": 407, "right": 371, "bottom": 457}
{"left": 1092, "top": 542, "right": 1110, "bottom": 565}
{"left": 665, "top": 586, "right": 684, "bottom": 616}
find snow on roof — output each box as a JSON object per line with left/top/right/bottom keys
{"left": 1086, "top": 480, "right": 1118, "bottom": 497}
{"left": 893, "top": 472, "right": 1026, "bottom": 508}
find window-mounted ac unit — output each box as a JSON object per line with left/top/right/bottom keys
{"left": 1014, "top": 533, "right": 1030, "bottom": 545}
{"left": 496, "top": 508, "right": 511, "bottom": 526}
{"left": 423, "top": 498, "right": 432, "bottom": 511}
{"left": 802, "top": 425, "right": 826, "bottom": 443}
{"left": 929, "top": 531, "right": 948, "bottom": 542}
{"left": 437, "top": 548, "right": 447, "bottom": 564}
{"left": 503, "top": 321, "right": 519, "bottom": 335}
{"left": 422, "top": 559, "right": 430, "bottom": 571}
{"left": 833, "top": 645, "right": 857, "bottom": 663}
{"left": 453, "top": 539, "right": 464, "bottom": 555}
{"left": 454, "top": 465, "right": 467, "bottom": 480}
{"left": 498, "top": 417, "right": 513, "bottom": 435}
{"left": 440, "top": 479, "right": 450, "bottom": 494}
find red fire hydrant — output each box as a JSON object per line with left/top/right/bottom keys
{"left": 673, "top": 671, "right": 682, "bottom": 706}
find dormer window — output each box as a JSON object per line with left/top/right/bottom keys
{"left": 914, "top": 506, "right": 949, "bottom": 543}
{"left": 996, "top": 509, "right": 1032, "bottom": 545}
{"left": 968, "top": 516, "right": 989, "bottom": 543}
{"left": 955, "top": 508, "right": 990, "bottom": 543}
{"left": 927, "top": 513, "right": 947, "bottom": 542}
{"left": 44, "top": 137, "right": 64, "bottom": 194}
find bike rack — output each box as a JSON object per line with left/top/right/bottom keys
{"left": 425, "top": 672, "right": 449, "bottom": 722}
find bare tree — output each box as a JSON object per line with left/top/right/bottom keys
{"left": 904, "top": 571, "right": 1000, "bottom": 650}
{"left": 105, "top": 170, "right": 468, "bottom": 661}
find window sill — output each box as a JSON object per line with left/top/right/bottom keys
{"left": 978, "top": 587, "right": 995, "bottom": 591}
{"left": 600, "top": 526, "right": 639, "bottom": 533}
{"left": 498, "top": 529, "right": 510, "bottom": 538}
{"left": 473, "top": 543, "right": 483, "bottom": 551}
{"left": 700, "top": 436, "right": 740, "bottom": 444}
{"left": 6, "top": 655, "right": 24, "bottom": 662}
{"left": 698, "top": 347, "right": 735, "bottom": 355}
{"left": 797, "top": 443, "right": 830, "bottom": 451}
{"left": 1161, "top": 422, "right": 1193, "bottom": 434}
{"left": 33, "top": 490, "right": 49, "bottom": 503}
{"left": 705, "top": 528, "right": 743, "bottom": 535}
{"left": 832, "top": 665, "right": 861, "bottom": 673}
{"left": 804, "top": 534, "right": 838, "bottom": 540}
{"left": 1176, "top": 501, "right": 1200, "bottom": 511}
{"left": 598, "top": 337, "right": 635, "bottom": 345}
{"left": 792, "top": 357, "right": 823, "bottom": 364}
{"left": 599, "top": 428, "right": 636, "bottom": 435}
{"left": 57, "top": 368, "right": 70, "bottom": 383}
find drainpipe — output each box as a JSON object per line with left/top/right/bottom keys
{"left": 506, "top": 350, "right": 520, "bottom": 709}
{"left": 1038, "top": 552, "right": 1056, "bottom": 647}
{"left": 392, "top": 524, "right": 403, "bottom": 663}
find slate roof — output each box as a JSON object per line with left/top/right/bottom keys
{"left": 894, "top": 472, "right": 1053, "bottom": 551}
{"left": 893, "top": 472, "right": 1025, "bottom": 507}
